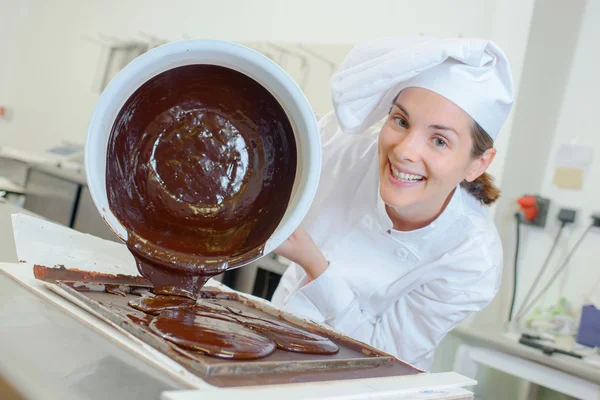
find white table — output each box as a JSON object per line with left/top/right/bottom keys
{"left": 452, "top": 326, "right": 600, "bottom": 400}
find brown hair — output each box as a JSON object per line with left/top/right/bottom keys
{"left": 460, "top": 121, "right": 500, "bottom": 205}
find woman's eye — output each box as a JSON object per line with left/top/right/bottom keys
{"left": 394, "top": 117, "right": 408, "bottom": 128}
{"left": 434, "top": 137, "right": 447, "bottom": 148}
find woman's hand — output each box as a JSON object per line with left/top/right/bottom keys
{"left": 274, "top": 228, "right": 329, "bottom": 281}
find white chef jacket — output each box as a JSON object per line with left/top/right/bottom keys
{"left": 271, "top": 112, "right": 503, "bottom": 371}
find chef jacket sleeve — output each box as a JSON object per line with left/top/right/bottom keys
{"left": 271, "top": 263, "right": 307, "bottom": 307}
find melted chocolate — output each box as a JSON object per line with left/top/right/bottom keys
{"left": 34, "top": 265, "right": 340, "bottom": 358}
{"left": 128, "top": 295, "right": 196, "bottom": 315}
{"left": 106, "top": 65, "right": 297, "bottom": 297}
{"left": 124, "top": 292, "right": 340, "bottom": 356}
{"left": 231, "top": 314, "right": 339, "bottom": 354}
{"left": 149, "top": 309, "right": 277, "bottom": 360}
{"left": 101, "top": 64, "right": 337, "bottom": 360}
{"left": 193, "top": 299, "right": 339, "bottom": 353}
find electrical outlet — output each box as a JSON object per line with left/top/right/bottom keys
{"left": 592, "top": 213, "right": 600, "bottom": 228}
{"left": 558, "top": 208, "right": 577, "bottom": 224}
{"left": 521, "top": 195, "right": 551, "bottom": 228}
{"left": 0, "top": 106, "right": 12, "bottom": 121}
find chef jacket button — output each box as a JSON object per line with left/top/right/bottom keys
{"left": 361, "top": 215, "right": 373, "bottom": 230}
{"left": 395, "top": 248, "right": 408, "bottom": 259}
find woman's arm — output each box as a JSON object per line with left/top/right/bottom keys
{"left": 278, "top": 231, "right": 501, "bottom": 370}
{"left": 274, "top": 228, "right": 329, "bottom": 281}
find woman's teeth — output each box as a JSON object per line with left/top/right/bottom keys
{"left": 391, "top": 165, "right": 424, "bottom": 182}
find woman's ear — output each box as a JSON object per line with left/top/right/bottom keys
{"left": 465, "top": 148, "right": 496, "bottom": 182}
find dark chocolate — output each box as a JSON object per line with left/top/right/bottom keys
{"left": 229, "top": 314, "right": 339, "bottom": 354}
{"left": 57, "top": 284, "right": 421, "bottom": 385}
{"left": 126, "top": 294, "right": 340, "bottom": 356}
{"left": 100, "top": 63, "right": 341, "bottom": 361}
{"left": 149, "top": 309, "right": 277, "bottom": 360}
{"left": 106, "top": 64, "right": 297, "bottom": 297}
{"left": 192, "top": 300, "right": 339, "bottom": 353}
{"left": 135, "top": 296, "right": 340, "bottom": 355}
{"left": 128, "top": 295, "right": 196, "bottom": 315}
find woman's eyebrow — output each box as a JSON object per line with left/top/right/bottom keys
{"left": 429, "top": 124, "right": 458, "bottom": 135}
{"left": 393, "top": 102, "right": 410, "bottom": 117}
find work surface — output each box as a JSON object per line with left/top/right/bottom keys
{"left": 0, "top": 272, "right": 185, "bottom": 400}
{"left": 0, "top": 265, "right": 476, "bottom": 399}
{"left": 0, "top": 202, "right": 186, "bottom": 399}
{"left": 0, "top": 203, "right": 476, "bottom": 399}
{"left": 0, "top": 201, "right": 36, "bottom": 263}
{"left": 453, "top": 324, "right": 600, "bottom": 384}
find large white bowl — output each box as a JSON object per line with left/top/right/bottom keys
{"left": 85, "top": 39, "right": 321, "bottom": 266}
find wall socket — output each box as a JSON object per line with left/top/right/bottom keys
{"left": 592, "top": 213, "right": 600, "bottom": 228}
{"left": 521, "top": 195, "right": 551, "bottom": 228}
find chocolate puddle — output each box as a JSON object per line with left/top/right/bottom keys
{"left": 230, "top": 314, "right": 340, "bottom": 354}
{"left": 149, "top": 309, "right": 277, "bottom": 360}
{"left": 106, "top": 64, "right": 297, "bottom": 298}
{"left": 35, "top": 266, "right": 342, "bottom": 359}
{"left": 126, "top": 294, "right": 339, "bottom": 358}
{"left": 128, "top": 295, "right": 196, "bottom": 315}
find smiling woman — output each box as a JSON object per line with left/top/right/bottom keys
{"left": 271, "top": 36, "right": 514, "bottom": 371}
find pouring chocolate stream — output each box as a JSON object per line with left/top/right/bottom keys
{"left": 103, "top": 63, "right": 339, "bottom": 360}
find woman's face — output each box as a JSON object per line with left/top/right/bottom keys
{"left": 378, "top": 87, "right": 494, "bottom": 212}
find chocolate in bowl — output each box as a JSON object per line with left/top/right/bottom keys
{"left": 106, "top": 64, "right": 297, "bottom": 298}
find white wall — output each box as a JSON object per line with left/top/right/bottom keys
{"left": 481, "top": 0, "right": 535, "bottom": 192}
{"left": 472, "top": 0, "right": 589, "bottom": 330}
{"left": 1, "top": 0, "right": 498, "bottom": 156}
{"left": 0, "top": 1, "right": 33, "bottom": 133}
{"left": 239, "top": 42, "right": 353, "bottom": 116}
{"left": 508, "top": 0, "right": 600, "bottom": 321}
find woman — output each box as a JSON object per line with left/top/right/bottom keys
{"left": 271, "top": 36, "right": 514, "bottom": 371}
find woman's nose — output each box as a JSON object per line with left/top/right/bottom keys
{"left": 392, "top": 131, "right": 422, "bottom": 163}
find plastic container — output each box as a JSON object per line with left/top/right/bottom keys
{"left": 85, "top": 39, "right": 321, "bottom": 268}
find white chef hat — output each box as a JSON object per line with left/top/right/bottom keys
{"left": 331, "top": 36, "right": 515, "bottom": 140}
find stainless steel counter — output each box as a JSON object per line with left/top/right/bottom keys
{"left": 0, "top": 273, "right": 185, "bottom": 400}
{"left": 0, "top": 202, "right": 185, "bottom": 399}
